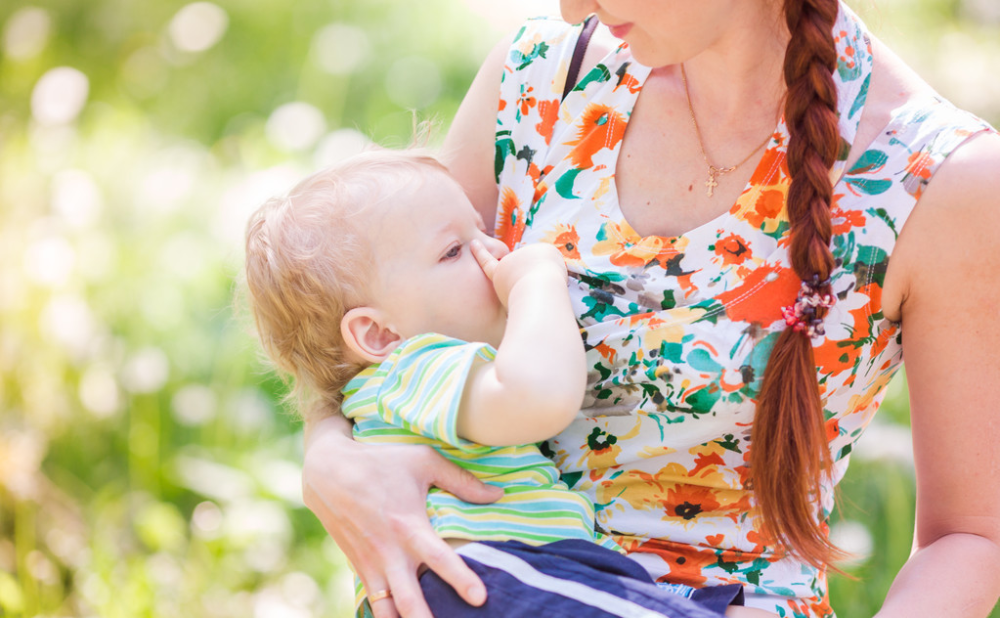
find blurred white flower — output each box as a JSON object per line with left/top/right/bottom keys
{"left": 80, "top": 572, "right": 110, "bottom": 606}
{"left": 172, "top": 384, "right": 217, "bottom": 426}
{"left": 168, "top": 2, "right": 228, "bottom": 53}
{"left": 138, "top": 144, "right": 210, "bottom": 214}
{"left": 23, "top": 235, "right": 75, "bottom": 288}
{"left": 245, "top": 538, "right": 288, "bottom": 574}
{"left": 0, "top": 265, "right": 26, "bottom": 312}
{"left": 26, "top": 551, "right": 57, "bottom": 585}
{"left": 45, "top": 527, "right": 89, "bottom": 568}
{"left": 140, "top": 284, "right": 185, "bottom": 330}
{"left": 227, "top": 388, "right": 274, "bottom": 433}
{"left": 31, "top": 67, "right": 89, "bottom": 126}
{"left": 215, "top": 165, "right": 302, "bottom": 248}
{"left": 146, "top": 552, "right": 183, "bottom": 587}
{"left": 830, "top": 520, "right": 874, "bottom": 565}
{"left": 121, "top": 347, "right": 170, "bottom": 394}
{"left": 0, "top": 430, "right": 47, "bottom": 500}
{"left": 254, "top": 587, "right": 311, "bottom": 618}
{"left": 174, "top": 455, "right": 254, "bottom": 502}
{"left": 385, "top": 56, "right": 441, "bottom": 110}
{"left": 158, "top": 231, "right": 213, "bottom": 281}
{"left": 313, "top": 128, "right": 370, "bottom": 168}
{"left": 51, "top": 169, "right": 103, "bottom": 229}
{"left": 191, "top": 500, "right": 224, "bottom": 538}
{"left": 266, "top": 102, "right": 327, "bottom": 152}
{"left": 312, "top": 24, "right": 369, "bottom": 75}
{"left": 854, "top": 419, "right": 914, "bottom": 468}
{"left": 42, "top": 294, "right": 98, "bottom": 360}
{"left": 282, "top": 572, "right": 320, "bottom": 609}
{"left": 2, "top": 7, "right": 51, "bottom": 61}
{"left": 122, "top": 46, "right": 170, "bottom": 99}
{"left": 224, "top": 499, "right": 292, "bottom": 547}
{"left": 78, "top": 364, "right": 122, "bottom": 419}
{"left": 252, "top": 458, "right": 303, "bottom": 506}
{"left": 76, "top": 232, "right": 117, "bottom": 282}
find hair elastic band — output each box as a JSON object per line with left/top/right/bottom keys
{"left": 781, "top": 274, "right": 835, "bottom": 338}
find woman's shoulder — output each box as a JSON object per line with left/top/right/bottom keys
{"left": 856, "top": 36, "right": 994, "bottom": 153}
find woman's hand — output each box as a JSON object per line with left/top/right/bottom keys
{"left": 302, "top": 415, "right": 504, "bottom": 618}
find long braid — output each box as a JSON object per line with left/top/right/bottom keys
{"left": 751, "top": 0, "right": 845, "bottom": 569}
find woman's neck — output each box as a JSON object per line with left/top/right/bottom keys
{"left": 663, "top": 1, "right": 790, "bottom": 127}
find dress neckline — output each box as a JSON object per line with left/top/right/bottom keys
{"left": 567, "top": 1, "right": 874, "bottom": 246}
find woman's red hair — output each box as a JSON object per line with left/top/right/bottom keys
{"left": 750, "top": 0, "right": 847, "bottom": 569}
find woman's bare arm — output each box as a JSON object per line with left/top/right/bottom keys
{"left": 875, "top": 131, "right": 1000, "bottom": 617}
{"left": 440, "top": 33, "right": 513, "bottom": 233}
{"left": 302, "top": 407, "right": 503, "bottom": 618}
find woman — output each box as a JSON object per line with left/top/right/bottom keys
{"left": 302, "top": 0, "right": 1000, "bottom": 616}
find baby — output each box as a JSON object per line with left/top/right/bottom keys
{"left": 243, "top": 149, "right": 764, "bottom": 618}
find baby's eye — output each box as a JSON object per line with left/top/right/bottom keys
{"left": 442, "top": 244, "right": 462, "bottom": 260}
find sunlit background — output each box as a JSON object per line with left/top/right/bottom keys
{"left": 1, "top": 1, "right": 998, "bottom": 616}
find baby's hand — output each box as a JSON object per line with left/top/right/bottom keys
{"left": 471, "top": 241, "right": 568, "bottom": 307}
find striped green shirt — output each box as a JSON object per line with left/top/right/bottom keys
{"left": 342, "top": 333, "right": 618, "bottom": 549}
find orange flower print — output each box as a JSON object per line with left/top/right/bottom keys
{"left": 541, "top": 223, "right": 582, "bottom": 266}
{"left": 535, "top": 99, "right": 559, "bottom": 146}
{"left": 744, "top": 187, "right": 787, "bottom": 232}
{"left": 830, "top": 203, "right": 866, "bottom": 235}
{"left": 716, "top": 265, "right": 800, "bottom": 326}
{"left": 517, "top": 84, "right": 536, "bottom": 120}
{"left": 495, "top": 186, "right": 524, "bottom": 249}
{"left": 665, "top": 484, "right": 722, "bottom": 521}
{"left": 563, "top": 103, "right": 627, "bottom": 169}
{"left": 626, "top": 538, "right": 720, "bottom": 588}
{"left": 592, "top": 220, "right": 664, "bottom": 268}
{"left": 905, "top": 150, "right": 934, "bottom": 180}
{"left": 713, "top": 233, "right": 752, "bottom": 266}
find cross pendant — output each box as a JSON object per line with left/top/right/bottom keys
{"left": 705, "top": 169, "right": 720, "bottom": 197}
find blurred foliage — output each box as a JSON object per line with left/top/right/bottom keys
{"left": 0, "top": 0, "right": 997, "bottom": 617}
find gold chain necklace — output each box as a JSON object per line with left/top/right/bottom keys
{"left": 680, "top": 64, "right": 774, "bottom": 197}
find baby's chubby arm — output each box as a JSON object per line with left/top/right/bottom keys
{"left": 456, "top": 241, "right": 587, "bottom": 446}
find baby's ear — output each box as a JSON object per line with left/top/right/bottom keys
{"left": 341, "top": 308, "right": 402, "bottom": 363}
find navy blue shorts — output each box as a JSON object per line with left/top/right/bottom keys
{"left": 418, "top": 539, "right": 744, "bottom": 617}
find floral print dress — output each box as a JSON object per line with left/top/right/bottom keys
{"left": 493, "top": 4, "right": 996, "bottom": 617}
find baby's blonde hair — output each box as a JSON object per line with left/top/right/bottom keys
{"left": 243, "top": 149, "right": 449, "bottom": 420}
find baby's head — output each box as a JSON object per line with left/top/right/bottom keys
{"left": 244, "top": 149, "right": 508, "bottom": 413}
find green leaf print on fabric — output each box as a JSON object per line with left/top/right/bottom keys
{"left": 845, "top": 177, "right": 892, "bottom": 195}
{"left": 560, "top": 471, "right": 583, "bottom": 489}
{"left": 848, "top": 73, "right": 871, "bottom": 119}
{"left": 685, "top": 383, "right": 722, "bottom": 413}
{"left": 495, "top": 132, "right": 515, "bottom": 183}
{"left": 832, "top": 231, "right": 857, "bottom": 268}
{"left": 660, "top": 290, "right": 677, "bottom": 310}
{"left": 509, "top": 40, "right": 550, "bottom": 71}
{"left": 837, "top": 56, "right": 862, "bottom": 82}
{"left": 855, "top": 245, "right": 889, "bottom": 289}
{"left": 715, "top": 434, "right": 743, "bottom": 454}
{"left": 573, "top": 63, "right": 612, "bottom": 93}
{"left": 846, "top": 148, "right": 889, "bottom": 175}
{"left": 587, "top": 427, "right": 618, "bottom": 451}
{"left": 865, "top": 207, "right": 899, "bottom": 239}
{"left": 687, "top": 348, "right": 723, "bottom": 373}
{"left": 554, "top": 167, "right": 583, "bottom": 200}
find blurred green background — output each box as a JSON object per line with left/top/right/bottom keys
{"left": 0, "top": 1, "right": 997, "bottom": 616}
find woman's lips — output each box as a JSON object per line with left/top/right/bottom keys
{"left": 607, "top": 23, "right": 633, "bottom": 39}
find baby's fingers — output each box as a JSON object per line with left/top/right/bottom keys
{"left": 471, "top": 239, "right": 499, "bottom": 280}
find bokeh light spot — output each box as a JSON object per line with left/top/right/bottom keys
{"left": 266, "top": 102, "right": 327, "bottom": 152}
{"left": 385, "top": 56, "right": 442, "bottom": 110}
{"left": 31, "top": 67, "right": 90, "bottom": 126}
{"left": 168, "top": 2, "right": 229, "bottom": 53}
{"left": 2, "top": 7, "right": 51, "bottom": 61}
{"left": 312, "top": 24, "right": 369, "bottom": 75}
